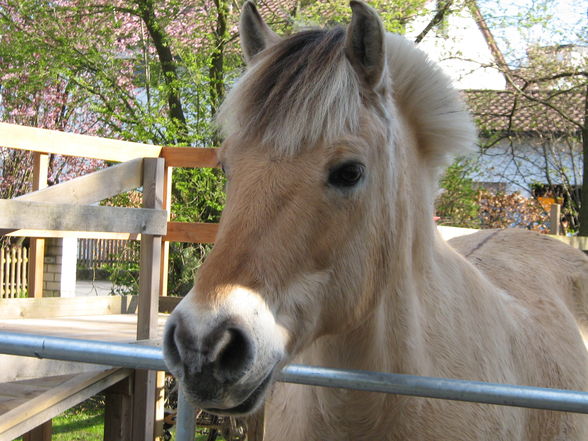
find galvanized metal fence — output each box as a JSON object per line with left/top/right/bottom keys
{"left": 1, "top": 331, "right": 588, "bottom": 441}
{"left": 0, "top": 246, "right": 28, "bottom": 298}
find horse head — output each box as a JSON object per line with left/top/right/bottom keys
{"left": 163, "top": 0, "right": 473, "bottom": 416}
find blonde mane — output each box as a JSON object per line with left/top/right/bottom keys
{"left": 217, "top": 27, "right": 475, "bottom": 169}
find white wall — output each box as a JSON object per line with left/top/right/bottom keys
{"left": 466, "top": 138, "right": 583, "bottom": 195}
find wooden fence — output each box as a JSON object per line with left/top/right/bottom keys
{"left": 0, "top": 122, "right": 219, "bottom": 441}
{"left": 0, "top": 246, "right": 28, "bottom": 298}
{"left": 77, "top": 238, "right": 139, "bottom": 268}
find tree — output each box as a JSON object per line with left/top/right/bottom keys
{"left": 1, "top": 0, "right": 444, "bottom": 292}
{"left": 466, "top": 0, "right": 588, "bottom": 234}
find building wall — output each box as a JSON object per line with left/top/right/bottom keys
{"left": 466, "top": 137, "right": 583, "bottom": 195}
{"left": 43, "top": 237, "right": 77, "bottom": 297}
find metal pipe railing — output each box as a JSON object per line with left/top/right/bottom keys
{"left": 1, "top": 331, "right": 588, "bottom": 415}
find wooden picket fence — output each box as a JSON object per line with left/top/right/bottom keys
{"left": 77, "top": 238, "right": 139, "bottom": 268}
{"left": 0, "top": 246, "right": 28, "bottom": 298}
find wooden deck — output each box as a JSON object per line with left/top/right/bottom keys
{"left": 0, "top": 368, "right": 132, "bottom": 441}
{"left": 0, "top": 310, "right": 169, "bottom": 440}
{"left": 0, "top": 313, "right": 168, "bottom": 343}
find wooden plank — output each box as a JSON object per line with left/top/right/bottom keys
{"left": 28, "top": 153, "right": 49, "bottom": 299}
{"left": 0, "top": 369, "right": 131, "bottom": 439}
{"left": 164, "top": 222, "right": 219, "bottom": 244}
{"left": 0, "top": 123, "right": 161, "bottom": 162}
{"left": 160, "top": 146, "right": 218, "bottom": 168}
{"left": 0, "top": 295, "right": 138, "bottom": 320}
{"left": 0, "top": 369, "right": 131, "bottom": 441}
{"left": 1, "top": 230, "right": 141, "bottom": 240}
{"left": 0, "top": 159, "right": 145, "bottom": 238}
{"left": 0, "top": 200, "right": 167, "bottom": 235}
{"left": 17, "top": 158, "right": 144, "bottom": 205}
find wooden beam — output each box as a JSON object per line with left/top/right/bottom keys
{"left": 0, "top": 295, "right": 138, "bottom": 320}
{"left": 160, "top": 146, "right": 218, "bottom": 168}
{"left": 1, "top": 230, "right": 141, "bottom": 240}
{"left": 0, "top": 123, "right": 161, "bottom": 162}
{"left": 0, "top": 369, "right": 131, "bottom": 440}
{"left": 0, "top": 159, "right": 145, "bottom": 238}
{"left": 104, "top": 375, "right": 134, "bottom": 441}
{"left": 17, "top": 158, "right": 144, "bottom": 205}
{"left": 159, "top": 166, "right": 173, "bottom": 297}
{"left": 137, "top": 158, "right": 164, "bottom": 340}
{"left": 23, "top": 420, "right": 52, "bottom": 441}
{"left": 0, "top": 200, "right": 167, "bottom": 235}
{"left": 134, "top": 158, "right": 165, "bottom": 441}
{"left": 164, "top": 222, "right": 218, "bottom": 244}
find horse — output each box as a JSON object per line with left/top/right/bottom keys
{"left": 163, "top": 2, "right": 588, "bottom": 439}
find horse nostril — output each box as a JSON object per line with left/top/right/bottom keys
{"left": 163, "top": 321, "right": 181, "bottom": 368}
{"left": 215, "top": 327, "right": 253, "bottom": 383}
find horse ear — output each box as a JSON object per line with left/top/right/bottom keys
{"left": 345, "top": 1, "right": 386, "bottom": 88}
{"left": 240, "top": 1, "right": 281, "bottom": 63}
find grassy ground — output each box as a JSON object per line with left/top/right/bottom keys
{"left": 13, "top": 396, "right": 104, "bottom": 441}
{"left": 12, "top": 396, "right": 223, "bottom": 441}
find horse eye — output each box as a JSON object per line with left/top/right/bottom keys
{"left": 328, "top": 162, "right": 365, "bottom": 188}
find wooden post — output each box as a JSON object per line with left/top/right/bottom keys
{"left": 28, "top": 152, "right": 49, "bottom": 298}
{"left": 22, "top": 153, "right": 50, "bottom": 441}
{"left": 159, "top": 165, "right": 173, "bottom": 297}
{"left": 550, "top": 203, "right": 561, "bottom": 236}
{"left": 22, "top": 420, "right": 52, "bottom": 441}
{"left": 104, "top": 375, "right": 134, "bottom": 441}
{"left": 132, "top": 158, "right": 165, "bottom": 441}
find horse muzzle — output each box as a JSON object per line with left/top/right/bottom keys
{"left": 163, "top": 287, "right": 287, "bottom": 415}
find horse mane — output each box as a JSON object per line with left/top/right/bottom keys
{"left": 217, "top": 26, "right": 475, "bottom": 168}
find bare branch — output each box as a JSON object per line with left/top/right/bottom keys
{"left": 414, "top": 0, "right": 454, "bottom": 44}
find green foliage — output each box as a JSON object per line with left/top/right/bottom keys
{"left": 15, "top": 396, "right": 104, "bottom": 441}
{"left": 436, "top": 159, "right": 481, "bottom": 228}
{"left": 167, "top": 243, "right": 212, "bottom": 296}
{"left": 2, "top": 0, "right": 437, "bottom": 298}
{"left": 296, "top": 0, "right": 428, "bottom": 33}
{"left": 172, "top": 168, "right": 226, "bottom": 223}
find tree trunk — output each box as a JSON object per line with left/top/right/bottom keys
{"left": 137, "top": 0, "right": 188, "bottom": 144}
{"left": 209, "top": 0, "right": 229, "bottom": 147}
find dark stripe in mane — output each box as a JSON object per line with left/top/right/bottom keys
{"left": 248, "top": 27, "right": 346, "bottom": 117}
{"left": 218, "top": 26, "right": 363, "bottom": 155}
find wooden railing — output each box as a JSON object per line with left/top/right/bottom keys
{"left": 0, "top": 122, "right": 223, "bottom": 440}
{"left": 0, "top": 246, "right": 28, "bottom": 298}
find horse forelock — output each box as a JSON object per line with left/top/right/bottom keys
{"left": 217, "top": 27, "right": 365, "bottom": 156}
